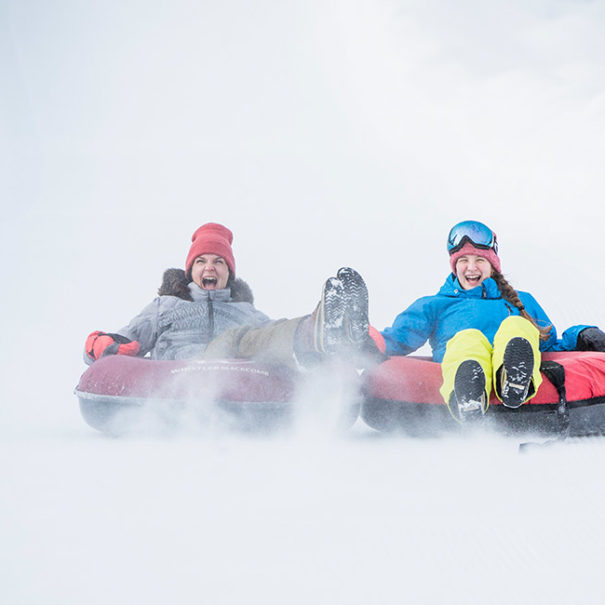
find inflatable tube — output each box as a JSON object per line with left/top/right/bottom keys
{"left": 361, "top": 352, "right": 605, "bottom": 437}
{"left": 75, "top": 355, "right": 360, "bottom": 434}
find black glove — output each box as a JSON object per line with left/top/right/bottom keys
{"left": 361, "top": 335, "right": 389, "bottom": 365}
{"left": 576, "top": 327, "right": 605, "bottom": 352}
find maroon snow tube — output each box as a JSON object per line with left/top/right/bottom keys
{"left": 361, "top": 352, "right": 605, "bottom": 437}
{"left": 75, "top": 355, "right": 360, "bottom": 434}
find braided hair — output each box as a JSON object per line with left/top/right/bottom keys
{"left": 491, "top": 270, "right": 552, "bottom": 341}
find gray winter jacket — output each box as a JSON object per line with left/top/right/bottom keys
{"left": 116, "top": 270, "right": 271, "bottom": 360}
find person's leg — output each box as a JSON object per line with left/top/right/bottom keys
{"left": 492, "top": 316, "right": 542, "bottom": 408}
{"left": 202, "top": 318, "right": 303, "bottom": 368}
{"left": 203, "top": 268, "right": 372, "bottom": 368}
{"left": 440, "top": 328, "right": 493, "bottom": 421}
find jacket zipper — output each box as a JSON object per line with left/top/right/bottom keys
{"left": 208, "top": 297, "right": 215, "bottom": 340}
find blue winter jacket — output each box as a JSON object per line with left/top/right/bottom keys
{"left": 381, "top": 275, "right": 591, "bottom": 362}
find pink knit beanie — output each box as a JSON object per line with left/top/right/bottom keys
{"left": 449, "top": 241, "right": 501, "bottom": 275}
{"left": 185, "top": 223, "right": 236, "bottom": 278}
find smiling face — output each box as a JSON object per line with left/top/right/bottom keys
{"left": 455, "top": 254, "right": 493, "bottom": 290}
{"left": 190, "top": 254, "right": 230, "bottom": 290}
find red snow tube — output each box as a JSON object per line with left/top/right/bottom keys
{"left": 361, "top": 352, "right": 605, "bottom": 437}
{"left": 75, "top": 355, "right": 360, "bottom": 434}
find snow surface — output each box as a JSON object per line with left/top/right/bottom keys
{"left": 3, "top": 1, "right": 605, "bottom": 603}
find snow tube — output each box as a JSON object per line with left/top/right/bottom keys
{"left": 75, "top": 355, "right": 360, "bottom": 434}
{"left": 361, "top": 352, "right": 605, "bottom": 437}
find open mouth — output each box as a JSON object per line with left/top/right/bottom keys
{"left": 202, "top": 277, "right": 218, "bottom": 288}
{"left": 464, "top": 275, "right": 481, "bottom": 285}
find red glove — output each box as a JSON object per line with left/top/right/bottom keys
{"left": 85, "top": 331, "right": 140, "bottom": 362}
{"left": 368, "top": 325, "right": 386, "bottom": 354}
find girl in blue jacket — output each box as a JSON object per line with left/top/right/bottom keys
{"left": 380, "top": 220, "right": 605, "bottom": 421}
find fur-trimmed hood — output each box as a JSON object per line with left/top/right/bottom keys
{"left": 158, "top": 268, "right": 254, "bottom": 303}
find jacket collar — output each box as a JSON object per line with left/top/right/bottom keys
{"left": 438, "top": 274, "right": 502, "bottom": 299}
{"left": 188, "top": 282, "right": 232, "bottom": 302}
{"left": 157, "top": 268, "right": 255, "bottom": 303}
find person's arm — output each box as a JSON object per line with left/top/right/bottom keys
{"left": 115, "top": 298, "right": 163, "bottom": 355}
{"left": 521, "top": 292, "right": 593, "bottom": 352}
{"left": 83, "top": 298, "right": 162, "bottom": 364}
{"left": 381, "top": 297, "right": 434, "bottom": 357}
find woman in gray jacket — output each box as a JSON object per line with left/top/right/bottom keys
{"left": 84, "top": 223, "right": 370, "bottom": 368}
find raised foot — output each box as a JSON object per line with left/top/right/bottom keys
{"left": 312, "top": 268, "right": 369, "bottom": 357}
{"left": 336, "top": 267, "right": 369, "bottom": 346}
{"left": 499, "top": 337, "right": 534, "bottom": 408}
{"left": 451, "top": 359, "right": 488, "bottom": 422}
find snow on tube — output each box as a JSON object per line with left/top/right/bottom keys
{"left": 75, "top": 355, "right": 360, "bottom": 434}
{"left": 361, "top": 352, "right": 605, "bottom": 437}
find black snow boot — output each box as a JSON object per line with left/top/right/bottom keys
{"left": 449, "top": 359, "right": 488, "bottom": 422}
{"left": 313, "top": 276, "right": 348, "bottom": 354}
{"left": 336, "top": 267, "right": 369, "bottom": 348}
{"left": 498, "top": 337, "right": 535, "bottom": 408}
{"left": 294, "top": 275, "right": 348, "bottom": 361}
{"left": 295, "top": 268, "right": 370, "bottom": 363}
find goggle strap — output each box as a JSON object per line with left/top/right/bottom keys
{"left": 448, "top": 235, "right": 497, "bottom": 256}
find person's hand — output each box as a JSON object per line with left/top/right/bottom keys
{"left": 577, "top": 327, "right": 605, "bottom": 352}
{"left": 85, "top": 331, "right": 140, "bottom": 362}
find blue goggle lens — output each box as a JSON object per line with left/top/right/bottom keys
{"left": 447, "top": 220, "right": 498, "bottom": 254}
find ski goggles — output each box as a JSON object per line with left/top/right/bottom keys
{"left": 447, "top": 220, "right": 498, "bottom": 255}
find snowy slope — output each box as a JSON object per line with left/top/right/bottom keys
{"left": 2, "top": 1, "right": 605, "bottom": 603}
{"left": 4, "top": 426, "right": 605, "bottom": 605}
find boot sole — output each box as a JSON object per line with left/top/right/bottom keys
{"left": 500, "top": 337, "right": 534, "bottom": 409}
{"left": 336, "top": 267, "right": 369, "bottom": 345}
{"left": 452, "top": 359, "right": 487, "bottom": 420}
{"left": 314, "top": 277, "right": 346, "bottom": 354}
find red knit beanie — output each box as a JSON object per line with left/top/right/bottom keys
{"left": 449, "top": 241, "right": 501, "bottom": 275}
{"left": 185, "top": 223, "right": 236, "bottom": 278}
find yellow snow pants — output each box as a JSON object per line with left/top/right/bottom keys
{"left": 439, "top": 316, "right": 543, "bottom": 409}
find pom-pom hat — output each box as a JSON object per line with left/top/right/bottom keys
{"left": 185, "top": 223, "right": 236, "bottom": 278}
{"left": 447, "top": 220, "right": 501, "bottom": 275}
